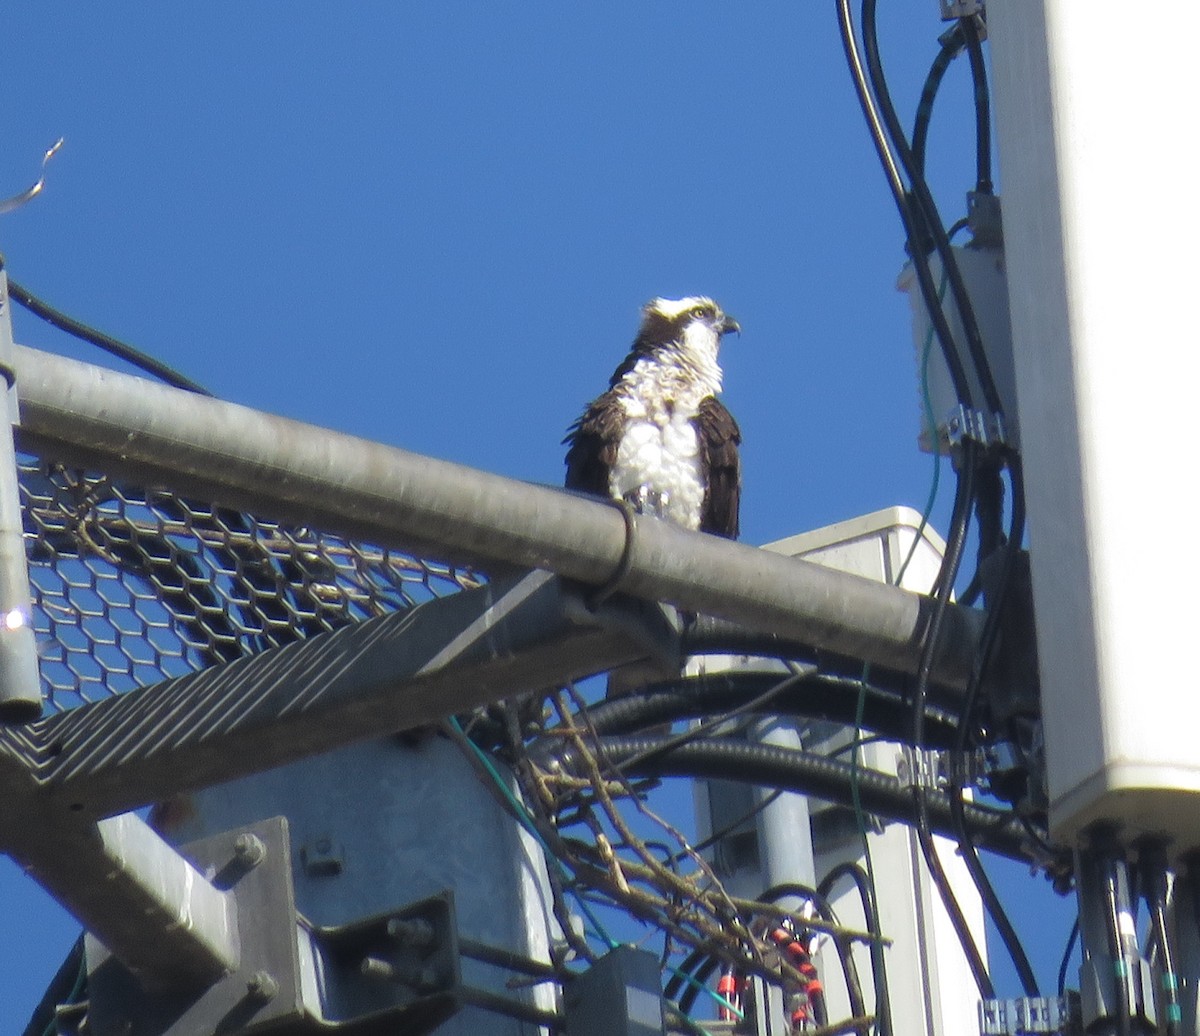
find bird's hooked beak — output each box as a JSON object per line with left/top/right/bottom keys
{"left": 718, "top": 313, "right": 741, "bottom": 337}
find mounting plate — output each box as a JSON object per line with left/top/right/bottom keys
{"left": 86, "top": 816, "right": 304, "bottom": 1036}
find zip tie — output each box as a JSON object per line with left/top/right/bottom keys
{"left": 588, "top": 498, "right": 638, "bottom": 608}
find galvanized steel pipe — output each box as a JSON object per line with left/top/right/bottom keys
{"left": 0, "top": 280, "right": 45, "bottom": 719}
{"left": 12, "top": 344, "right": 981, "bottom": 689}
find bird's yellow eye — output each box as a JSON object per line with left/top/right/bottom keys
{"left": 690, "top": 305, "right": 710, "bottom": 320}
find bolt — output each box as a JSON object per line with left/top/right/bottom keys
{"left": 247, "top": 970, "right": 279, "bottom": 1002}
{"left": 361, "top": 956, "right": 398, "bottom": 981}
{"left": 232, "top": 833, "right": 266, "bottom": 868}
{"left": 386, "top": 916, "right": 436, "bottom": 949}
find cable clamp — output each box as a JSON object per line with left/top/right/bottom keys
{"left": 943, "top": 404, "right": 1007, "bottom": 449}
{"left": 588, "top": 498, "right": 638, "bottom": 609}
{"left": 896, "top": 746, "right": 949, "bottom": 791}
{"left": 979, "top": 995, "right": 1079, "bottom": 1036}
{"left": 939, "top": 0, "right": 984, "bottom": 21}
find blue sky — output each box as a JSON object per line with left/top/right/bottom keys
{"left": 0, "top": 4, "right": 1073, "bottom": 1029}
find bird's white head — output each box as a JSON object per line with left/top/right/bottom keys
{"left": 634, "top": 296, "right": 739, "bottom": 387}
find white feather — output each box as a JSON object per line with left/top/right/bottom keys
{"left": 608, "top": 317, "right": 723, "bottom": 530}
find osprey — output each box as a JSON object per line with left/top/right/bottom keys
{"left": 564, "top": 296, "right": 742, "bottom": 538}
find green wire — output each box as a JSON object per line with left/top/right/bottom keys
{"left": 664, "top": 961, "right": 744, "bottom": 1023}
{"left": 447, "top": 716, "right": 618, "bottom": 950}
{"left": 40, "top": 941, "right": 86, "bottom": 1036}
{"left": 448, "top": 718, "right": 742, "bottom": 1026}
{"left": 849, "top": 268, "right": 949, "bottom": 1036}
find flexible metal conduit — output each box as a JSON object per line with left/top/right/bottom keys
{"left": 557, "top": 734, "right": 1030, "bottom": 862}
{"left": 12, "top": 344, "right": 982, "bottom": 689}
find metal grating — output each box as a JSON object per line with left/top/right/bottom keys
{"left": 18, "top": 457, "right": 481, "bottom": 712}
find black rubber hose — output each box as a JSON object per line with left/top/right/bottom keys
{"left": 556, "top": 671, "right": 961, "bottom": 747}
{"left": 550, "top": 735, "right": 1032, "bottom": 863}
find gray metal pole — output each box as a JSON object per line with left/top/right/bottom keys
{"left": 0, "top": 275, "right": 44, "bottom": 719}
{"left": 11, "top": 344, "right": 983, "bottom": 690}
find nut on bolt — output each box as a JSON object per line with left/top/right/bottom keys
{"left": 247, "top": 970, "right": 279, "bottom": 1002}
{"left": 233, "top": 832, "right": 267, "bottom": 868}
{"left": 386, "top": 916, "right": 436, "bottom": 949}
{"left": 410, "top": 966, "right": 441, "bottom": 992}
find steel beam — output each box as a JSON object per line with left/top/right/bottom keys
{"left": 10, "top": 813, "right": 238, "bottom": 990}
{"left": 10, "top": 571, "right": 663, "bottom": 820}
{"left": 0, "top": 570, "right": 657, "bottom": 991}
{"left": 12, "top": 344, "right": 982, "bottom": 689}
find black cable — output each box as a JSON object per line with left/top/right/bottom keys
{"left": 819, "top": 862, "right": 891, "bottom": 1036}
{"left": 948, "top": 801, "right": 1039, "bottom": 996}
{"left": 858, "top": 0, "right": 1003, "bottom": 418}
{"left": 913, "top": 458, "right": 974, "bottom": 757}
{"left": 1057, "top": 915, "right": 1079, "bottom": 996}
{"left": 682, "top": 615, "right": 823, "bottom": 663}
{"left": 1103, "top": 855, "right": 1133, "bottom": 1036}
{"left": 6, "top": 278, "right": 212, "bottom": 395}
{"left": 911, "top": 25, "right": 966, "bottom": 180}
{"left": 664, "top": 947, "right": 709, "bottom": 1003}
{"left": 906, "top": 450, "right": 996, "bottom": 1001}
{"left": 539, "top": 670, "right": 962, "bottom": 749}
{"left": 961, "top": 16, "right": 993, "bottom": 195}
{"left": 668, "top": 788, "right": 784, "bottom": 866}
{"left": 21, "top": 934, "right": 84, "bottom": 1036}
{"left": 759, "top": 882, "right": 867, "bottom": 1025}
{"left": 945, "top": 455, "right": 1038, "bottom": 997}
{"left": 606, "top": 667, "right": 812, "bottom": 776}
{"left": 953, "top": 455, "right": 1025, "bottom": 743}
{"left": 678, "top": 954, "right": 723, "bottom": 1016}
{"left": 1140, "top": 845, "right": 1181, "bottom": 1036}
{"left": 834, "top": 0, "right": 976, "bottom": 411}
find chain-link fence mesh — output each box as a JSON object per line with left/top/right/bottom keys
{"left": 19, "top": 456, "right": 481, "bottom": 713}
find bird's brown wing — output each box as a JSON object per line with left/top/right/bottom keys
{"left": 564, "top": 391, "right": 623, "bottom": 498}
{"left": 697, "top": 396, "right": 741, "bottom": 539}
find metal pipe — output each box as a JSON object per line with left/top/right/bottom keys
{"left": 12, "top": 344, "right": 982, "bottom": 689}
{"left": 0, "top": 277, "right": 44, "bottom": 719}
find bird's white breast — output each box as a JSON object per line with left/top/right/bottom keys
{"left": 609, "top": 357, "right": 709, "bottom": 530}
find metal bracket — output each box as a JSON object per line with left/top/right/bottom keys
{"left": 943, "top": 403, "right": 1008, "bottom": 449}
{"left": 86, "top": 816, "right": 305, "bottom": 1036}
{"left": 897, "top": 746, "right": 949, "bottom": 792}
{"left": 979, "top": 994, "right": 1080, "bottom": 1035}
{"left": 939, "top": 0, "right": 984, "bottom": 21}
{"left": 305, "top": 892, "right": 463, "bottom": 1034}
{"left": 967, "top": 191, "right": 1004, "bottom": 249}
